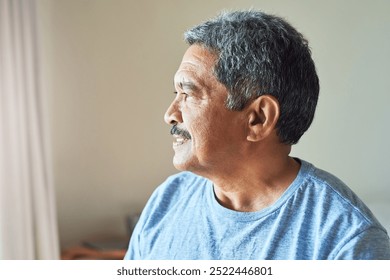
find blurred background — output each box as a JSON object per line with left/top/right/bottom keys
{"left": 1, "top": 0, "right": 389, "bottom": 259}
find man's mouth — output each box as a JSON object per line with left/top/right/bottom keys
{"left": 173, "top": 135, "right": 188, "bottom": 146}
{"left": 170, "top": 125, "right": 191, "bottom": 146}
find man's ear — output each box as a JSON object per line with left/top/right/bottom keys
{"left": 246, "top": 95, "right": 280, "bottom": 142}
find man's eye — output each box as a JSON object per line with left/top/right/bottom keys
{"left": 173, "top": 91, "right": 188, "bottom": 96}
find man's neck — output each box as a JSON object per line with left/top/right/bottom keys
{"left": 209, "top": 154, "right": 300, "bottom": 212}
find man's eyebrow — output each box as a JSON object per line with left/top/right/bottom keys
{"left": 175, "top": 80, "right": 198, "bottom": 91}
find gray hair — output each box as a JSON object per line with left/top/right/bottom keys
{"left": 184, "top": 10, "right": 319, "bottom": 145}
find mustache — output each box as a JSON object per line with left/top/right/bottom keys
{"left": 170, "top": 125, "right": 192, "bottom": 140}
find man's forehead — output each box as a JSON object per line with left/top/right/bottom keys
{"left": 174, "top": 45, "right": 217, "bottom": 86}
{"left": 180, "top": 45, "right": 216, "bottom": 72}
{"left": 174, "top": 69, "right": 199, "bottom": 90}
{"left": 182, "top": 44, "right": 215, "bottom": 63}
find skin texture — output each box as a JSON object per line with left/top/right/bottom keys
{"left": 164, "top": 44, "right": 300, "bottom": 212}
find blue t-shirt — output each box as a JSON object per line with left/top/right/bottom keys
{"left": 125, "top": 160, "right": 390, "bottom": 259}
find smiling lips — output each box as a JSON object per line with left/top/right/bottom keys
{"left": 170, "top": 125, "right": 191, "bottom": 146}
{"left": 173, "top": 135, "right": 189, "bottom": 146}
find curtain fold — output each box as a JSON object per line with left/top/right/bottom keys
{"left": 0, "top": 0, "right": 60, "bottom": 259}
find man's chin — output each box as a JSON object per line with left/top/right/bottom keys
{"left": 172, "top": 155, "right": 196, "bottom": 172}
{"left": 172, "top": 159, "right": 189, "bottom": 172}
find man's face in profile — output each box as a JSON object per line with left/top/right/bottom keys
{"left": 164, "top": 45, "right": 247, "bottom": 175}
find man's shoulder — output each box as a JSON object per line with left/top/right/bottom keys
{"left": 159, "top": 171, "right": 207, "bottom": 190}
{"left": 138, "top": 172, "right": 209, "bottom": 228}
{"left": 306, "top": 163, "right": 353, "bottom": 200}
{"left": 300, "top": 160, "right": 383, "bottom": 229}
{"left": 151, "top": 171, "right": 208, "bottom": 202}
{"left": 306, "top": 163, "right": 365, "bottom": 207}
{"left": 163, "top": 171, "right": 205, "bottom": 184}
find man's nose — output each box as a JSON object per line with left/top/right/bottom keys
{"left": 164, "top": 97, "right": 183, "bottom": 125}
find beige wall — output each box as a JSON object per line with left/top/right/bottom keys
{"left": 37, "top": 0, "right": 390, "bottom": 248}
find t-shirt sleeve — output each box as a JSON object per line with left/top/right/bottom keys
{"left": 123, "top": 186, "right": 160, "bottom": 260}
{"left": 123, "top": 173, "right": 188, "bottom": 260}
{"left": 334, "top": 227, "right": 390, "bottom": 260}
{"left": 124, "top": 212, "right": 143, "bottom": 260}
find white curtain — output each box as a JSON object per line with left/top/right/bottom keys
{"left": 0, "top": 0, "right": 60, "bottom": 259}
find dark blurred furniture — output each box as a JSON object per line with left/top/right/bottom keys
{"left": 61, "top": 239, "right": 128, "bottom": 260}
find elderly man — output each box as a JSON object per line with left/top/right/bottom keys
{"left": 125, "top": 10, "right": 390, "bottom": 259}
